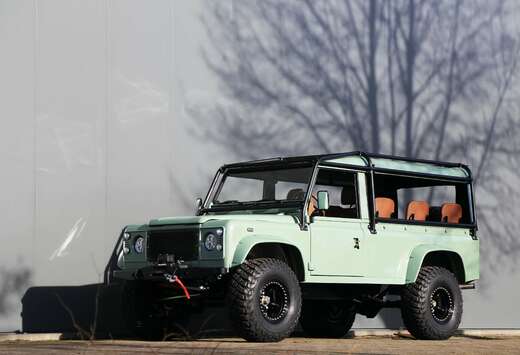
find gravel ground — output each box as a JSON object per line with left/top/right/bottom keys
{"left": 1, "top": 335, "right": 520, "bottom": 355}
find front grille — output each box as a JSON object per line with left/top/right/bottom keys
{"left": 147, "top": 228, "right": 199, "bottom": 262}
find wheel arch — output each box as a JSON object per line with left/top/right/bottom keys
{"left": 232, "top": 239, "right": 305, "bottom": 281}
{"left": 406, "top": 246, "right": 466, "bottom": 284}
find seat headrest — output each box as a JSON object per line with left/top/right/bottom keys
{"left": 406, "top": 200, "right": 430, "bottom": 221}
{"left": 341, "top": 187, "right": 356, "bottom": 205}
{"left": 441, "top": 203, "right": 462, "bottom": 223}
{"left": 375, "top": 197, "right": 395, "bottom": 218}
{"left": 286, "top": 188, "right": 305, "bottom": 200}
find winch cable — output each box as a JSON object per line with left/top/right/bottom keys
{"left": 165, "top": 274, "right": 191, "bottom": 300}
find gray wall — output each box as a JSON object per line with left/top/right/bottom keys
{"left": 0, "top": 0, "right": 519, "bottom": 331}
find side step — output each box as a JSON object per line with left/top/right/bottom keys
{"left": 460, "top": 282, "right": 476, "bottom": 290}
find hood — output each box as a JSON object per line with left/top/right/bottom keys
{"left": 148, "top": 214, "right": 296, "bottom": 226}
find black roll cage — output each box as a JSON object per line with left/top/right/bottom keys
{"left": 199, "top": 152, "right": 477, "bottom": 234}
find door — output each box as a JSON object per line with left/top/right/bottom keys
{"left": 310, "top": 217, "right": 366, "bottom": 276}
{"left": 308, "top": 168, "right": 367, "bottom": 276}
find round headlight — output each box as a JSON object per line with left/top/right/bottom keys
{"left": 204, "top": 233, "right": 217, "bottom": 251}
{"left": 123, "top": 232, "right": 131, "bottom": 240}
{"left": 134, "top": 236, "right": 144, "bottom": 254}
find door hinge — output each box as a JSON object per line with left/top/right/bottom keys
{"left": 353, "top": 237, "right": 360, "bottom": 249}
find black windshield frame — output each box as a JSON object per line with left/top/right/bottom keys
{"left": 201, "top": 161, "right": 315, "bottom": 213}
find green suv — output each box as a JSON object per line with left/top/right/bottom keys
{"left": 105, "top": 152, "right": 479, "bottom": 341}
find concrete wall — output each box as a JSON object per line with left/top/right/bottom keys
{"left": 0, "top": 0, "right": 519, "bottom": 331}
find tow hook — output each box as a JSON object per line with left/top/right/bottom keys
{"left": 164, "top": 273, "right": 191, "bottom": 300}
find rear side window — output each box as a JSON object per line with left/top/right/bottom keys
{"left": 373, "top": 173, "right": 473, "bottom": 225}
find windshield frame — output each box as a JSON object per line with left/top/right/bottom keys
{"left": 201, "top": 161, "right": 317, "bottom": 214}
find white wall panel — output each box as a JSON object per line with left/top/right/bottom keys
{"left": 0, "top": 0, "right": 36, "bottom": 330}
{"left": 106, "top": 0, "right": 176, "bottom": 240}
{"left": 33, "top": 0, "right": 107, "bottom": 285}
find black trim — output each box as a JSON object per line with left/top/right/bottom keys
{"left": 201, "top": 200, "right": 303, "bottom": 213}
{"left": 376, "top": 217, "right": 476, "bottom": 230}
{"left": 219, "top": 151, "right": 471, "bottom": 179}
{"left": 318, "top": 161, "right": 471, "bottom": 183}
{"left": 222, "top": 156, "right": 319, "bottom": 170}
{"left": 200, "top": 170, "right": 222, "bottom": 215}
{"left": 303, "top": 163, "right": 320, "bottom": 230}
{"left": 371, "top": 167, "right": 470, "bottom": 182}
{"left": 135, "top": 265, "right": 225, "bottom": 281}
{"left": 319, "top": 151, "right": 469, "bottom": 170}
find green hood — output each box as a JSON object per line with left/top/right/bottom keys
{"left": 148, "top": 214, "right": 296, "bottom": 226}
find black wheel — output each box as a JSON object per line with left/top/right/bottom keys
{"left": 228, "top": 258, "right": 302, "bottom": 342}
{"left": 401, "top": 266, "right": 462, "bottom": 340}
{"left": 300, "top": 300, "right": 356, "bottom": 338}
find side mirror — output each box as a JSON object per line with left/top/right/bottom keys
{"left": 317, "top": 191, "right": 329, "bottom": 211}
{"left": 195, "top": 198, "right": 203, "bottom": 214}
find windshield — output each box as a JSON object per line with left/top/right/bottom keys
{"left": 207, "top": 165, "right": 314, "bottom": 214}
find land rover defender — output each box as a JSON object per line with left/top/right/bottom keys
{"left": 105, "top": 152, "right": 479, "bottom": 341}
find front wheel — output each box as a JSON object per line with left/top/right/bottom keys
{"left": 227, "top": 258, "right": 302, "bottom": 342}
{"left": 300, "top": 300, "right": 356, "bottom": 338}
{"left": 401, "top": 266, "right": 462, "bottom": 340}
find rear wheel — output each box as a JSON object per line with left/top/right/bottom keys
{"left": 300, "top": 300, "right": 356, "bottom": 338}
{"left": 401, "top": 266, "right": 462, "bottom": 340}
{"left": 228, "top": 258, "right": 302, "bottom": 342}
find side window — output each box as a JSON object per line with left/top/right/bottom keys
{"left": 312, "top": 169, "right": 359, "bottom": 219}
{"left": 373, "top": 173, "right": 472, "bottom": 224}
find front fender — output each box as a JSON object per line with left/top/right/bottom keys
{"left": 405, "top": 244, "right": 461, "bottom": 284}
{"left": 231, "top": 234, "right": 304, "bottom": 268}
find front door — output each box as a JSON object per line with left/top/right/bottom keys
{"left": 310, "top": 217, "right": 366, "bottom": 276}
{"left": 308, "top": 168, "right": 367, "bottom": 276}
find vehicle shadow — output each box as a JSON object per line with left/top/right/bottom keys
{"left": 21, "top": 283, "right": 233, "bottom": 339}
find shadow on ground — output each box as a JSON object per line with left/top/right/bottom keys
{"left": 21, "top": 283, "right": 233, "bottom": 340}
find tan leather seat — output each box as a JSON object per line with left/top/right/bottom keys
{"left": 441, "top": 203, "right": 462, "bottom": 223}
{"left": 308, "top": 192, "right": 318, "bottom": 216}
{"left": 375, "top": 197, "right": 395, "bottom": 218}
{"left": 406, "top": 200, "right": 429, "bottom": 221}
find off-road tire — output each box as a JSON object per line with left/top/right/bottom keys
{"left": 300, "top": 300, "right": 356, "bottom": 338}
{"left": 228, "top": 258, "right": 302, "bottom": 342}
{"left": 401, "top": 266, "right": 462, "bottom": 340}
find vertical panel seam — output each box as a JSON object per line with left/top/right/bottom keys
{"left": 32, "top": 0, "right": 39, "bottom": 273}
{"left": 104, "top": 0, "right": 111, "bottom": 262}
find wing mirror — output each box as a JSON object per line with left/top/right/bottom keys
{"left": 195, "top": 197, "right": 203, "bottom": 214}
{"left": 317, "top": 191, "right": 329, "bottom": 211}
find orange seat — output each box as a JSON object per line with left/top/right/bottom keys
{"left": 308, "top": 192, "right": 318, "bottom": 216}
{"left": 406, "top": 200, "right": 430, "bottom": 221}
{"left": 375, "top": 197, "right": 395, "bottom": 218}
{"left": 441, "top": 203, "right": 462, "bottom": 223}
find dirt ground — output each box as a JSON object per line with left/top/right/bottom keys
{"left": 1, "top": 335, "right": 520, "bottom": 355}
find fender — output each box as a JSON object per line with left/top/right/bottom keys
{"left": 231, "top": 234, "right": 305, "bottom": 268}
{"left": 405, "top": 244, "right": 463, "bottom": 284}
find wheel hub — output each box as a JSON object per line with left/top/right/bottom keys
{"left": 259, "top": 281, "right": 289, "bottom": 322}
{"left": 430, "top": 286, "right": 454, "bottom": 323}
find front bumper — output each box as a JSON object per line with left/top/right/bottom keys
{"left": 134, "top": 264, "right": 228, "bottom": 282}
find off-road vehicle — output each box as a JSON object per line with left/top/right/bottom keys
{"left": 105, "top": 152, "right": 479, "bottom": 341}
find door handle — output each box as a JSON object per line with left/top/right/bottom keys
{"left": 353, "top": 237, "right": 360, "bottom": 249}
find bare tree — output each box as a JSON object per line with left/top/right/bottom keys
{"left": 199, "top": 0, "right": 520, "bottom": 272}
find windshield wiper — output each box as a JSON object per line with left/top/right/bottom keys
{"left": 208, "top": 199, "right": 302, "bottom": 211}
{"left": 214, "top": 200, "right": 241, "bottom": 205}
